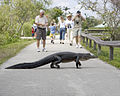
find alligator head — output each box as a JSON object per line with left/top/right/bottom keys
{"left": 79, "top": 53, "right": 97, "bottom": 61}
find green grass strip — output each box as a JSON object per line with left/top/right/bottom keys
{"left": 81, "top": 42, "right": 120, "bottom": 69}
{"left": 0, "top": 39, "right": 35, "bottom": 65}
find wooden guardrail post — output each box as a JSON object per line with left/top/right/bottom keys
{"left": 81, "top": 32, "right": 120, "bottom": 60}
{"left": 86, "top": 38, "right": 88, "bottom": 47}
{"left": 93, "top": 41, "right": 96, "bottom": 50}
{"left": 109, "top": 46, "right": 114, "bottom": 60}
{"left": 97, "top": 44, "right": 101, "bottom": 55}
{"left": 82, "top": 37, "right": 85, "bottom": 43}
{"left": 89, "top": 40, "right": 92, "bottom": 48}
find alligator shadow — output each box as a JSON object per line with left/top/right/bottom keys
{"left": 35, "top": 66, "right": 97, "bottom": 70}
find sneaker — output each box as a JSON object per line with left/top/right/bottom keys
{"left": 42, "top": 48, "right": 47, "bottom": 52}
{"left": 79, "top": 44, "right": 82, "bottom": 48}
{"left": 70, "top": 43, "right": 72, "bottom": 46}
{"left": 51, "top": 40, "right": 53, "bottom": 43}
{"left": 37, "top": 48, "right": 40, "bottom": 52}
{"left": 76, "top": 45, "right": 79, "bottom": 48}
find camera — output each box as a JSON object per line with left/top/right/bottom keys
{"left": 68, "top": 24, "right": 72, "bottom": 28}
{"left": 41, "top": 13, "right": 44, "bottom": 16}
{"left": 76, "top": 21, "right": 79, "bottom": 24}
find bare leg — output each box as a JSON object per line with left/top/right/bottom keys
{"left": 78, "top": 36, "right": 81, "bottom": 45}
{"left": 43, "top": 40, "right": 46, "bottom": 48}
{"left": 37, "top": 40, "right": 40, "bottom": 48}
{"left": 78, "top": 36, "right": 82, "bottom": 48}
{"left": 75, "top": 36, "right": 78, "bottom": 45}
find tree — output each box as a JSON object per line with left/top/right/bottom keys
{"left": 46, "top": 7, "right": 64, "bottom": 23}
{"left": 9, "top": 0, "right": 51, "bottom": 35}
{"left": 78, "top": 0, "right": 120, "bottom": 40}
{"left": 0, "top": 0, "right": 52, "bottom": 45}
{"left": 62, "top": 6, "right": 70, "bottom": 16}
{"left": 111, "top": 0, "right": 120, "bottom": 10}
{"left": 10, "top": 0, "right": 34, "bottom": 33}
{"left": 82, "top": 15, "right": 102, "bottom": 29}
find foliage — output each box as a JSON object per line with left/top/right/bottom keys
{"left": 11, "top": 0, "right": 34, "bottom": 33}
{"left": 23, "top": 22, "right": 32, "bottom": 37}
{"left": 0, "top": 0, "right": 51, "bottom": 45}
{"left": 46, "top": 7, "right": 64, "bottom": 23}
{"left": 82, "top": 16, "right": 102, "bottom": 30}
{"left": 78, "top": 0, "right": 120, "bottom": 40}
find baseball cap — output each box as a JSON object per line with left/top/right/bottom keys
{"left": 77, "top": 11, "right": 81, "bottom": 14}
{"left": 40, "top": 9, "right": 44, "bottom": 13}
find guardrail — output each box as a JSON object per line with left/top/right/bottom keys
{"left": 81, "top": 33, "right": 120, "bottom": 60}
{"left": 86, "top": 29, "right": 108, "bottom": 33}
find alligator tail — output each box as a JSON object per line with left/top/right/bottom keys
{"left": 5, "top": 61, "right": 48, "bottom": 69}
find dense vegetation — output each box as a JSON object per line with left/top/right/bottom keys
{"left": 78, "top": 0, "right": 120, "bottom": 40}
{"left": 0, "top": 0, "right": 51, "bottom": 46}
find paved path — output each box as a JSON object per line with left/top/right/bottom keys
{"left": 0, "top": 39, "right": 120, "bottom": 96}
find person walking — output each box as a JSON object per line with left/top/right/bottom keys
{"left": 33, "top": 23, "right": 37, "bottom": 38}
{"left": 32, "top": 27, "right": 35, "bottom": 38}
{"left": 66, "top": 14, "right": 74, "bottom": 46}
{"left": 72, "top": 11, "right": 85, "bottom": 48}
{"left": 35, "top": 9, "right": 48, "bottom": 52}
{"left": 49, "top": 22, "right": 56, "bottom": 44}
{"left": 58, "top": 16, "right": 66, "bottom": 44}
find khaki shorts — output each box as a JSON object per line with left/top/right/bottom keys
{"left": 73, "top": 28, "right": 82, "bottom": 37}
{"left": 36, "top": 27, "right": 46, "bottom": 40}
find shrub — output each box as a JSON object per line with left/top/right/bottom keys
{"left": 23, "top": 22, "right": 32, "bottom": 37}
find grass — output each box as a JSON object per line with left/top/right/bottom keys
{"left": 0, "top": 39, "right": 35, "bottom": 65}
{"left": 81, "top": 41, "right": 120, "bottom": 69}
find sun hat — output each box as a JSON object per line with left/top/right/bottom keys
{"left": 67, "top": 14, "right": 72, "bottom": 17}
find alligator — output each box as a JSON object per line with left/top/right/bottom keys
{"left": 5, "top": 52, "right": 97, "bottom": 69}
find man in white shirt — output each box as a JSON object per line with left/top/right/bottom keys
{"left": 35, "top": 9, "right": 48, "bottom": 52}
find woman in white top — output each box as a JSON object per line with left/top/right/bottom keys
{"left": 58, "top": 16, "right": 66, "bottom": 44}
{"left": 66, "top": 14, "right": 74, "bottom": 46}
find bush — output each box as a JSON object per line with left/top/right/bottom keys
{"left": 0, "top": 34, "right": 8, "bottom": 45}
{"left": 0, "top": 32, "right": 20, "bottom": 46}
{"left": 23, "top": 22, "right": 32, "bottom": 37}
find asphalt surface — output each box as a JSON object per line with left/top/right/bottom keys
{"left": 0, "top": 39, "right": 120, "bottom": 96}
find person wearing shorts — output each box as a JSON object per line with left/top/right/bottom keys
{"left": 72, "top": 11, "right": 85, "bottom": 48}
{"left": 49, "top": 22, "right": 56, "bottom": 44}
{"left": 35, "top": 9, "right": 48, "bottom": 52}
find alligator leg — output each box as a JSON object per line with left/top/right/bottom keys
{"left": 76, "top": 61, "right": 81, "bottom": 69}
{"left": 50, "top": 56, "right": 62, "bottom": 69}
{"left": 75, "top": 56, "right": 81, "bottom": 68}
{"left": 50, "top": 62, "right": 56, "bottom": 68}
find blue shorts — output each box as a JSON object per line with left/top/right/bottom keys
{"left": 32, "top": 33, "right": 34, "bottom": 37}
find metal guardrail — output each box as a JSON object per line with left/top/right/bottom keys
{"left": 81, "top": 33, "right": 120, "bottom": 60}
